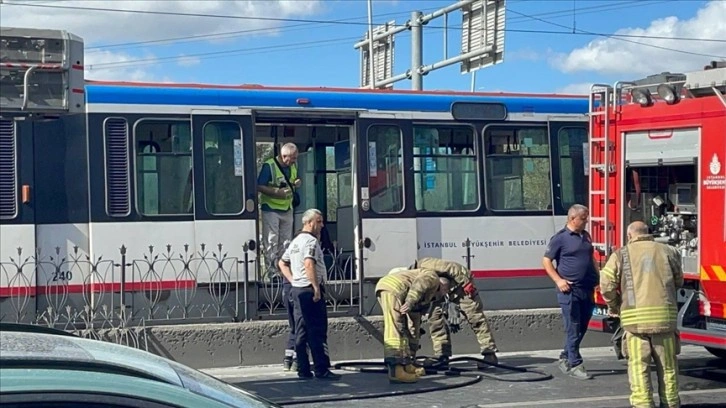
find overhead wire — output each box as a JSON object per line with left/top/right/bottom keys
{"left": 83, "top": 7, "right": 439, "bottom": 53}
{"left": 87, "top": 36, "right": 362, "bottom": 69}
{"left": 506, "top": 7, "right": 726, "bottom": 59}
{"left": 3, "top": 0, "right": 724, "bottom": 44}
{"left": 4, "top": 0, "right": 723, "bottom": 71}
{"left": 84, "top": 0, "right": 660, "bottom": 53}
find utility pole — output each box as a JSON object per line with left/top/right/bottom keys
{"left": 355, "top": 0, "right": 507, "bottom": 91}
{"left": 410, "top": 10, "right": 423, "bottom": 91}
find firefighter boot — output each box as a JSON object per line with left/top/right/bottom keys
{"left": 404, "top": 364, "right": 426, "bottom": 377}
{"left": 477, "top": 351, "right": 498, "bottom": 369}
{"left": 388, "top": 364, "right": 418, "bottom": 384}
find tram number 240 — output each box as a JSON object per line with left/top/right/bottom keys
{"left": 52, "top": 271, "right": 73, "bottom": 282}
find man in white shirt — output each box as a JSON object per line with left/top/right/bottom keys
{"left": 279, "top": 208, "right": 341, "bottom": 380}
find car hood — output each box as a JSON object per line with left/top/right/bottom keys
{"left": 0, "top": 331, "right": 182, "bottom": 386}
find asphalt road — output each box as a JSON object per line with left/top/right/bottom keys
{"left": 204, "top": 346, "right": 726, "bottom": 408}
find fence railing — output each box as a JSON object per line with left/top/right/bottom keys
{"left": 0, "top": 242, "right": 360, "bottom": 349}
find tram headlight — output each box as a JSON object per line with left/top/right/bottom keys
{"left": 657, "top": 83, "right": 680, "bottom": 105}
{"left": 631, "top": 88, "right": 653, "bottom": 107}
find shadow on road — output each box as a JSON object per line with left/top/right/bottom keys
{"left": 233, "top": 371, "right": 484, "bottom": 406}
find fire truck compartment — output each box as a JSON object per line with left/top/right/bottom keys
{"left": 623, "top": 162, "right": 699, "bottom": 278}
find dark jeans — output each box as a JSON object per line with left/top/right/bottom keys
{"left": 558, "top": 287, "right": 594, "bottom": 367}
{"left": 291, "top": 285, "right": 330, "bottom": 376}
{"left": 282, "top": 282, "right": 296, "bottom": 351}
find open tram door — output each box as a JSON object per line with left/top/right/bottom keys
{"left": 190, "top": 110, "right": 257, "bottom": 282}
{"left": 354, "top": 113, "right": 418, "bottom": 298}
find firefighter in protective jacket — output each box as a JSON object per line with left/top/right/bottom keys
{"left": 412, "top": 257, "right": 499, "bottom": 365}
{"left": 599, "top": 221, "right": 684, "bottom": 408}
{"left": 376, "top": 267, "right": 450, "bottom": 383}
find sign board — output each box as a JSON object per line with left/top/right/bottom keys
{"left": 460, "top": 0, "right": 506, "bottom": 74}
{"left": 360, "top": 21, "right": 396, "bottom": 88}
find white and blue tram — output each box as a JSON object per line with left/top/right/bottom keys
{"left": 0, "top": 22, "right": 592, "bottom": 324}
{"left": 1, "top": 80, "right": 590, "bottom": 320}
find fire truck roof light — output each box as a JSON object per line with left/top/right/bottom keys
{"left": 631, "top": 88, "right": 654, "bottom": 107}
{"left": 657, "top": 83, "right": 680, "bottom": 105}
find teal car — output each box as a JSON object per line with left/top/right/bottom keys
{"left": 0, "top": 324, "right": 281, "bottom": 408}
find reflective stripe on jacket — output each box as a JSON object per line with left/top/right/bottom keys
{"left": 599, "top": 235, "right": 684, "bottom": 334}
{"left": 376, "top": 268, "right": 442, "bottom": 309}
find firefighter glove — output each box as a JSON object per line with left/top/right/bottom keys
{"left": 444, "top": 299, "right": 462, "bottom": 334}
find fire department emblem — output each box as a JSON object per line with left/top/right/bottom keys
{"left": 710, "top": 154, "right": 721, "bottom": 176}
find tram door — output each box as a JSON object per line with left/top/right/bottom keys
{"left": 190, "top": 110, "right": 257, "bottom": 281}
{"left": 354, "top": 114, "right": 418, "bottom": 279}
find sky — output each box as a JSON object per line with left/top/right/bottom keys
{"left": 1, "top": 0, "right": 725, "bottom": 94}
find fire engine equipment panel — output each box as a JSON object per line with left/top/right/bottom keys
{"left": 624, "top": 165, "right": 699, "bottom": 275}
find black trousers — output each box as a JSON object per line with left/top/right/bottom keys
{"left": 558, "top": 287, "right": 594, "bottom": 367}
{"left": 291, "top": 285, "right": 330, "bottom": 375}
{"left": 282, "top": 281, "right": 296, "bottom": 351}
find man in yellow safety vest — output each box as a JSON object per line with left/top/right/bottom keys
{"left": 257, "top": 142, "right": 301, "bottom": 370}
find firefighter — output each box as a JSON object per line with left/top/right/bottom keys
{"left": 376, "top": 267, "right": 451, "bottom": 384}
{"left": 599, "top": 221, "right": 684, "bottom": 408}
{"left": 412, "top": 257, "right": 499, "bottom": 366}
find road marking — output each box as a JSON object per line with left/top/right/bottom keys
{"left": 475, "top": 388, "right": 726, "bottom": 407}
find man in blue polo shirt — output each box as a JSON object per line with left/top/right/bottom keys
{"left": 543, "top": 204, "right": 599, "bottom": 380}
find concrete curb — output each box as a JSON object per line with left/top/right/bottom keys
{"left": 144, "top": 308, "right": 614, "bottom": 370}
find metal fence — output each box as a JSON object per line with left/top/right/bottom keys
{"left": 0, "top": 242, "right": 360, "bottom": 350}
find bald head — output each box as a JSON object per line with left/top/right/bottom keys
{"left": 627, "top": 221, "right": 649, "bottom": 241}
{"left": 438, "top": 277, "right": 451, "bottom": 296}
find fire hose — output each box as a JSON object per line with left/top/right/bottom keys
{"left": 276, "top": 298, "right": 553, "bottom": 406}
{"left": 274, "top": 355, "right": 554, "bottom": 406}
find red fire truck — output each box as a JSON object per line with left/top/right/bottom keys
{"left": 586, "top": 63, "right": 726, "bottom": 358}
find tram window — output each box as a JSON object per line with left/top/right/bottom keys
{"left": 135, "top": 120, "right": 192, "bottom": 216}
{"left": 203, "top": 121, "right": 244, "bottom": 215}
{"left": 412, "top": 125, "right": 478, "bottom": 212}
{"left": 557, "top": 127, "right": 588, "bottom": 211}
{"left": 367, "top": 125, "right": 404, "bottom": 214}
{"left": 484, "top": 125, "right": 552, "bottom": 211}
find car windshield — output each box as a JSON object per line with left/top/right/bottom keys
{"left": 167, "top": 360, "right": 276, "bottom": 408}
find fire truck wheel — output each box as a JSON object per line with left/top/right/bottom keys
{"left": 705, "top": 347, "right": 726, "bottom": 360}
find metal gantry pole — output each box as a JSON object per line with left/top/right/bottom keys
{"left": 411, "top": 10, "right": 423, "bottom": 90}
{"left": 367, "top": 0, "right": 376, "bottom": 89}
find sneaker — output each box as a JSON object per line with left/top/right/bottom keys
{"left": 557, "top": 358, "right": 570, "bottom": 374}
{"left": 568, "top": 364, "right": 593, "bottom": 380}
{"left": 315, "top": 370, "right": 342, "bottom": 380}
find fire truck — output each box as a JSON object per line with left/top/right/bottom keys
{"left": 586, "top": 63, "right": 726, "bottom": 358}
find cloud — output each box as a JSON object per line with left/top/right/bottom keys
{"left": 555, "top": 83, "right": 593, "bottom": 95}
{"left": 0, "top": 1, "right": 324, "bottom": 45}
{"left": 84, "top": 50, "right": 158, "bottom": 82}
{"left": 553, "top": 0, "right": 726, "bottom": 76}
{"left": 177, "top": 55, "right": 202, "bottom": 67}
{"left": 1, "top": 1, "right": 325, "bottom": 82}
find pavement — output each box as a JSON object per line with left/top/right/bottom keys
{"left": 202, "top": 345, "right": 726, "bottom": 408}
